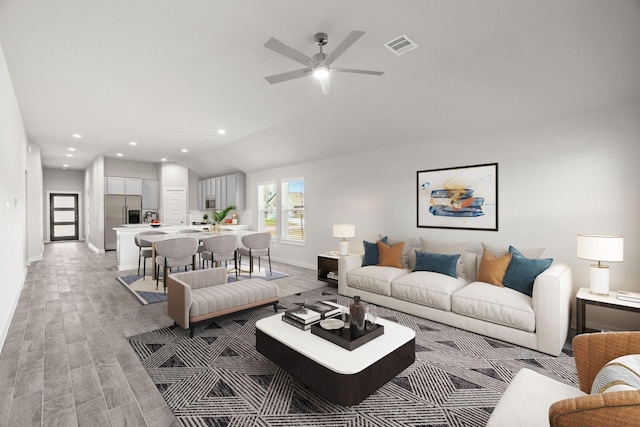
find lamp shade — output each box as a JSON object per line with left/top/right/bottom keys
{"left": 577, "top": 234, "right": 624, "bottom": 262}
{"left": 333, "top": 223, "right": 355, "bottom": 239}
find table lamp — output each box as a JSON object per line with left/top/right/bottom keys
{"left": 576, "top": 234, "right": 624, "bottom": 295}
{"left": 333, "top": 223, "right": 355, "bottom": 256}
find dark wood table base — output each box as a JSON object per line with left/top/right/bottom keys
{"left": 256, "top": 329, "right": 415, "bottom": 406}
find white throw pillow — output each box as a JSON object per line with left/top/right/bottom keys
{"left": 591, "top": 354, "right": 640, "bottom": 394}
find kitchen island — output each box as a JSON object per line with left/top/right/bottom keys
{"left": 113, "top": 224, "right": 253, "bottom": 271}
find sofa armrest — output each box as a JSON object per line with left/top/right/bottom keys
{"left": 338, "top": 254, "right": 363, "bottom": 295}
{"left": 573, "top": 332, "right": 640, "bottom": 393}
{"left": 167, "top": 274, "right": 193, "bottom": 329}
{"left": 531, "top": 261, "right": 573, "bottom": 356}
{"left": 550, "top": 390, "right": 640, "bottom": 426}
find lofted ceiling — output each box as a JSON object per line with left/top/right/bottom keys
{"left": 1, "top": 0, "right": 639, "bottom": 178}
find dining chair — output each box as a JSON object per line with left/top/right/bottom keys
{"left": 154, "top": 237, "right": 199, "bottom": 292}
{"left": 237, "top": 232, "right": 272, "bottom": 278}
{"left": 134, "top": 230, "right": 167, "bottom": 278}
{"left": 201, "top": 235, "right": 238, "bottom": 278}
{"left": 176, "top": 228, "right": 205, "bottom": 263}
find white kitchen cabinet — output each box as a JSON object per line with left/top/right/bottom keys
{"left": 225, "top": 173, "right": 246, "bottom": 210}
{"left": 141, "top": 180, "right": 158, "bottom": 209}
{"left": 125, "top": 178, "right": 142, "bottom": 195}
{"left": 215, "top": 176, "right": 226, "bottom": 209}
{"left": 197, "top": 172, "right": 245, "bottom": 210}
{"left": 106, "top": 177, "right": 125, "bottom": 194}
{"left": 197, "top": 180, "right": 205, "bottom": 210}
{"left": 206, "top": 178, "right": 215, "bottom": 197}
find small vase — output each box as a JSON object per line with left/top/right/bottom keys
{"left": 349, "top": 296, "right": 366, "bottom": 339}
{"left": 214, "top": 223, "right": 222, "bottom": 234}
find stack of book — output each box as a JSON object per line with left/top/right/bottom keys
{"left": 326, "top": 270, "right": 339, "bottom": 281}
{"left": 282, "top": 301, "right": 342, "bottom": 330}
{"left": 617, "top": 291, "right": 640, "bottom": 303}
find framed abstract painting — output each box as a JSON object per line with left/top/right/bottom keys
{"left": 417, "top": 163, "right": 498, "bottom": 231}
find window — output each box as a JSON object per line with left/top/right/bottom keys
{"left": 281, "top": 178, "right": 305, "bottom": 242}
{"left": 258, "top": 181, "right": 277, "bottom": 237}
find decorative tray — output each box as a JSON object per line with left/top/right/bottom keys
{"left": 311, "top": 319, "right": 384, "bottom": 351}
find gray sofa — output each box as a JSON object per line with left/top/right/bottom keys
{"left": 338, "top": 244, "right": 573, "bottom": 356}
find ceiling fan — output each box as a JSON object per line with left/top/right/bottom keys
{"left": 264, "top": 31, "right": 384, "bottom": 95}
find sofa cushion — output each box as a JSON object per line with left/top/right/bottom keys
{"left": 487, "top": 368, "right": 586, "bottom": 427}
{"left": 377, "top": 241, "right": 404, "bottom": 268}
{"left": 482, "top": 242, "right": 545, "bottom": 259}
{"left": 592, "top": 355, "right": 640, "bottom": 394}
{"left": 477, "top": 249, "right": 512, "bottom": 287}
{"left": 379, "top": 234, "right": 416, "bottom": 268}
{"left": 347, "top": 266, "right": 409, "bottom": 296}
{"left": 414, "top": 251, "right": 460, "bottom": 278}
{"left": 452, "top": 281, "right": 536, "bottom": 332}
{"left": 391, "top": 271, "right": 468, "bottom": 311}
{"left": 419, "top": 238, "right": 471, "bottom": 279}
{"left": 503, "top": 246, "right": 553, "bottom": 297}
{"left": 362, "top": 236, "right": 388, "bottom": 266}
{"left": 189, "top": 279, "right": 279, "bottom": 318}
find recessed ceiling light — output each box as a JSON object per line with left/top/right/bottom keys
{"left": 61, "top": 163, "right": 69, "bottom": 168}
{"left": 68, "top": 147, "right": 76, "bottom": 151}
{"left": 129, "top": 141, "right": 137, "bottom": 146}
{"left": 181, "top": 149, "right": 188, "bottom": 153}
{"left": 66, "top": 153, "right": 73, "bottom": 157}
{"left": 72, "top": 134, "right": 82, "bottom": 138}
{"left": 116, "top": 153, "right": 123, "bottom": 157}
{"left": 161, "top": 157, "right": 168, "bottom": 162}
{"left": 217, "top": 129, "right": 226, "bottom": 135}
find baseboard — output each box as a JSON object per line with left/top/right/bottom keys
{"left": 0, "top": 266, "right": 27, "bottom": 354}
{"left": 270, "top": 256, "right": 314, "bottom": 271}
{"left": 87, "top": 242, "right": 104, "bottom": 254}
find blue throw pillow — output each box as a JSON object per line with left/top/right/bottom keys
{"left": 362, "top": 236, "right": 388, "bottom": 266}
{"left": 502, "top": 246, "right": 553, "bottom": 297}
{"left": 413, "top": 251, "right": 460, "bottom": 278}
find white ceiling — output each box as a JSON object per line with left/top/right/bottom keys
{"left": 1, "top": 0, "right": 639, "bottom": 178}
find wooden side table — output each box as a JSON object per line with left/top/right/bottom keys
{"left": 576, "top": 287, "right": 640, "bottom": 334}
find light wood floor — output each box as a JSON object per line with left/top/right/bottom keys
{"left": 0, "top": 241, "right": 326, "bottom": 427}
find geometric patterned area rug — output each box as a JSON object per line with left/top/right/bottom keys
{"left": 117, "top": 265, "right": 290, "bottom": 305}
{"left": 127, "top": 286, "right": 578, "bottom": 426}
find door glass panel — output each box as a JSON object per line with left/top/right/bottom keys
{"left": 54, "top": 225, "right": 75, "bottom": 237}
{"left": 53, "top": 195, "right": 75, "bottom": 208}
{"left": 53, "top": 211, "right": 75, "bottom": 222}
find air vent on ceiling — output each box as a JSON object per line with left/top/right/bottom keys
{"left": 384, "top": 34, "right": 418, "bottom": 56}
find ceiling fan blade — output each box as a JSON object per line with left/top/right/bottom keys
{"left": 319, "top": 76, "right": 333, "bottom": 95}
{"left": 332, "top": 68, "right": 385, "bottom": 76}
{"left": 264, "top": 68, "right": 311, "bottom": 84}
{"left": 264, "top": 37, "right": 318, "bottom": 67}
{"left": 323, "top": 30, "right": 365, "bottom": 65}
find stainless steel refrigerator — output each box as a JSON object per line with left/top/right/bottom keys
{"left": 104, "top": 195, "right": 142, "bottom": 250}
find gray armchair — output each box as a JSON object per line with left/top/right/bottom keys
{"left": 154, "top": 237, "right": 199, "bottom": 292}
{"left": 201, "top": 235, "right": 238, "bottom": 278}
{"left": 134, "top": 230, "right": 166, "bottom": 278}
{"left": 237, "top": 232, "right": 272, "bottom": 278}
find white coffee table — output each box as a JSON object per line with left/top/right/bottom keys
{"left": 255, "top": 311, "right": 415, "bottom": 405}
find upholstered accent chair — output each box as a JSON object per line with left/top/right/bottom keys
{"left": 134, "top": 230, "right": 166, "bottom": 278}
{"left": 238, "top": 232, "right": 272, "bottom": 278}
{"left": 201, "top": 235, "right": 238, "bottom": 278}
{"left": 154, "top": 237, "right": 199, "bottom": 291}
{"left": 488, "top": 332, "right": 640, "bottom": 426}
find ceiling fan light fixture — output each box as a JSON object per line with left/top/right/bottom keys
{"left": 313, "top": 65, "right": 330, "bottom": 79}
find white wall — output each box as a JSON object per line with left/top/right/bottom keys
{"left": 27, "top": 144, "right": 43, "bottom": 262}
{"left": 43, "top": 168, "right": 85, "bottom": 242}
{"left": 247, "top": 101, "right": 640, "bottom": 332}
{"left": 84, "top": 156, "right": 105, "bottom": 252}
{"left": 0, "top": 42, "right": 29, "bottom": 351}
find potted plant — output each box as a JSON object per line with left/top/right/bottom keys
{"left": 202, "top": 213, "right": 209, "bottom": 224}
{"left": 211, "top": 205, "right": 237, "bottom": 233}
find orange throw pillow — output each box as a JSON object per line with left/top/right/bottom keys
{"left": 377, "top": 241, "right": 405, "bottom": 268}
{"left": 478, "top": 249, "right": 512, "bottom": 287}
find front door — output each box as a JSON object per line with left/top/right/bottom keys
{"left": 50, "top": 193, "right": 79, "bottom": 241}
